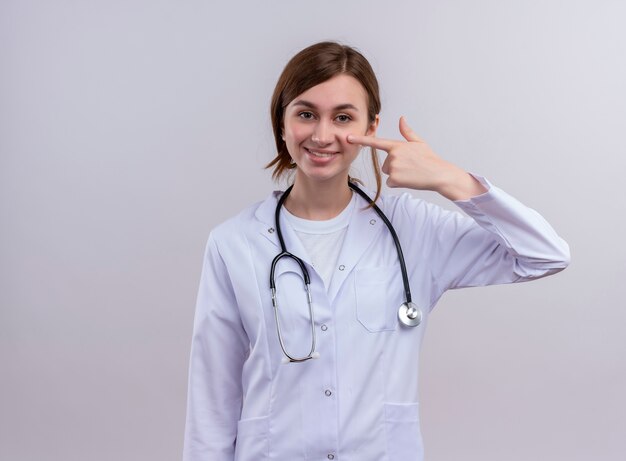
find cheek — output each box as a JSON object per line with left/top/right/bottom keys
{"left": 284, "top": 122, "right": 310, "bottom": 144}
{"left": 341, "top": 139, "right": 362, "bottom": 158}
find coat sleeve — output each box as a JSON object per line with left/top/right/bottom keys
{"left": 414, "top": 175, "right": 570, "bottom": 301}
{"left": 183, "top": 232, "right": 249, "bottom": 461}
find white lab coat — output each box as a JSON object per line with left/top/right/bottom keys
{"left": 183, "top": 176, "right": 569, "bottom": 461}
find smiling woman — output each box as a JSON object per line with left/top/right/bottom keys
{"left": 280, "top": 74, "right": 378, "bottom": 218}
{"left": 266, "top": 42, "right": 383, "bottom": 212}
{"left": 182, "top": 41, "right": 570, "bottom": 461}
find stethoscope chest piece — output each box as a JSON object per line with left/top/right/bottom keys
{"left": 398, "top": 302, "right": 422, "bottom": 327}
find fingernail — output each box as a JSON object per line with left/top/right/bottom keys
{"left": 347, "top": 135, "right": 354, "bottom": 142}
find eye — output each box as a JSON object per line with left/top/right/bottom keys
{"left": 298, "top": 111, "right": 315, "bottom": 120}
{"left": 335, "top": 114, "right": 352, "bottom": 123}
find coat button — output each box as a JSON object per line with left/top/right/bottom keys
{"left": 327, "top": 454, "right": 335, "bottom": 460}
{"left": 338, "top": 265, "right": 345, "bottom": 271}
{"left": 321, "top": 324, "right": 328, "bottom": 331}
{"left": 268, "top": 227, "right": 275, "bottom": 233}
{"left": 369, "top": 219, "right": 376, "bottom": 225}
{"left": 325, "top": 389, "right": 332, "bottom": 396}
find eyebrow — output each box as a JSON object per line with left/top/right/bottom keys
{"left": 291, "top": 99, "right": 360, "bottom": 111}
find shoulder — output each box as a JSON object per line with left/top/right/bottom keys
{"left": 210, "top": 203, "right": 258, "bottom": 241}
{"left": 373, "top": 190, "right": 473, "bottom": 239}
{"left": 208, "top": 190, "right": 281, "bottom": 249}
{"left": 377, "top": 191, "right": 447, "bottom": 220}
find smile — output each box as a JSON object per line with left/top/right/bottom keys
{"left": 305, "top": 148, "right": 338, "bottom": 158}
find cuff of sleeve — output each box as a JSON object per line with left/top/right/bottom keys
{"left": 452, "top": 173, "right": 496, "bottom": 206}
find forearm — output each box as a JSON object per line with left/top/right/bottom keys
{"left": 433, "top": 164, "right": 488, "bottom": 201}
{"left": 452, "top": 175, "right": 570, "bottom": 281}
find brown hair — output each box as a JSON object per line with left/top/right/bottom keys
{"left": 265, "top": 41, "right": 382, "bottom": 203}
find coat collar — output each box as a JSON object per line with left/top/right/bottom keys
{"left": 254, "top": 189, "right": 384, "bottom": 304}
{"left": 326, "top": 196, "right": 383, "bottom": 302}
{"left": 254, "top": 190, "right": 312, "bottom": 267}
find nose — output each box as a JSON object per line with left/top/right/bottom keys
{"left": 311, "top": 120, "right": 334, "bottom": 145}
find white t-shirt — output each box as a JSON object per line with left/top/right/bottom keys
{"left": 282, "top": 192, "right": 356, "bottom": 291}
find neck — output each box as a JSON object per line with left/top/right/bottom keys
{"left": 284, "top": 175, "right": 352, "bottom": 220}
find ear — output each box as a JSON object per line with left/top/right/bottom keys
{"left": 366, "top": 115, "right": 380, "bottom": 136}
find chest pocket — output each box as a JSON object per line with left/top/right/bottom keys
{"left": 354, "top": 266, "right": 399, "bottom": 332}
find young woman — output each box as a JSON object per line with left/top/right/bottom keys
{"left": 183, "top": 41, "right": 570, "bottom": 461}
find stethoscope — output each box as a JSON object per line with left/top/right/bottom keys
{"left": 270, "top": 180, "right": 422, "bottom": 363}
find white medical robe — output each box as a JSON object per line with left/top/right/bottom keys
{"left": 183, "top": 176, "right": 570, "bottom": 461}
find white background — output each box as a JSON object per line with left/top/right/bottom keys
{"left": 1, "top": 1, "right": 625, "bottom": 460}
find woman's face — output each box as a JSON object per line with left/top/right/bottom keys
{"left": 283, "top": 74, "right": 378, "bottom": 187}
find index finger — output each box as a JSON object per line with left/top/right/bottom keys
{"left": 347, "top": 134, "right": 396, "bottom": 152}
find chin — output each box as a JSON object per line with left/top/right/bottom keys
{"left": 296, "top": 167, "right": 351, "bottom": 185}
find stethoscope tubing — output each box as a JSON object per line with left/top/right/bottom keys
{"left": 347, "top": 181, "right": 413, "bottom": 304}
{"left": 269, "top": 180, "right": 419, "bottom": 363}
{"left": 269, "top": 184, "right": 310, "bottom": 288}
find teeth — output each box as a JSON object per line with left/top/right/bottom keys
{"left": 308, "top": 149, "right": 335, "bottom": 158}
